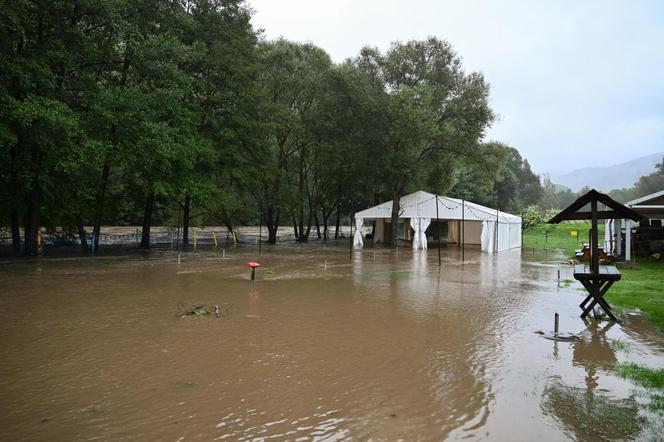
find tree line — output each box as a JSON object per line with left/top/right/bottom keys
{"left": 1, "top": 0, "right": 543, "bottom": 255}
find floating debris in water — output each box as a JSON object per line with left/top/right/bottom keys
{"left": 535, "top": 330, "right": 580, "bottom": 342}
{"left": 177, "top": 302, "right": 233, "bottom": 318}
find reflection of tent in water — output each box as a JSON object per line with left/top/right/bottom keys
{"left": 542, "top": 319, "right": 640, "bottom": 441}
{"left": 353, "top": 190, "right": 522, "bottom": 252}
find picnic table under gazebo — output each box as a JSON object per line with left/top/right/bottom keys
{"left": 548, "top": 189, "right": 644, "bottom": 320}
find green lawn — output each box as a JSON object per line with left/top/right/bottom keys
{"left": 523, "top": 223, "right": 664, "bottom": 331}
{"left": 522, "top": 222, "right": 601, "bottom": 257}
{"left": 607, "top": 260, "right": 664, "bottom": 331}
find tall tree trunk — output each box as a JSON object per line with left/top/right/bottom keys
{"left": 140, "top": 193, "right": 155, "bottom": 249}
{"left": 334, "top": 202, "right": 341, "bottom": 239}
{"left": 292, "top": 217, "right": 299, "bottom": 240}
{"left": 314, "top": 210, "right": 321, "bottom": 239}
{"left": 265, "top": 204, "right": 279, "bottom": 244}
{"left": 389, "top": 190, "right": 401, "bottom": 247}
{"left": 92, "top": 158, "right": 110, "bottom": 252}
{"left": 322, "top": 207, "right": 329, "bottom": 240}
{"left": 9, "top": 144, "right": 21, "bottom": 255}
{"left": 304, "top": 209, "right": 312, "bottom": 241}
{"left": 23, "top": 142, "right": 41, "bottom": 256}
{"left": 182, "top": 194, "right": 190, "bottom": 247}
{"left": 10, "top": 202, "right": 20, "bottom": 255}
{"left": 76, "top": 214, "right": 89, "bottom": 253}
{"left": 23, "top": 190, "right": 39, "bottom": 256}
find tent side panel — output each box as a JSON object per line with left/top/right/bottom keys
{"left": 464, "top": 221, "right": 483, "bottom": 245}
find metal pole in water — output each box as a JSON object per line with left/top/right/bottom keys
{"left": 461, "top": 199, "right": 465, "bottom": 262}
{"left": 176, "top": 202, "right": 181, "bottom": 250}
{"left": 436, "top": 194, "right": 441, "bottom": 267}
{"left": 554, "top": 313, "right": 559, "bottom": 334}
{"left": 557, "top": 269, "right": 561, "bottom": 281}
{"left": 251, "top": 267, "right": 256, "bottom": 281}
{"left": 349, "top": 199, "right": 353, "bottom": 261}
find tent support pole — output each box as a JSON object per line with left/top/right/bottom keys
{"left": 461, "top": 199, "right": 465, "bottom": 262}
{"left": 495, "top": 207, "right": 499, "bottom": 254}
{"left": 436, "top": 194, "right": 441, "bottom": 266}
{"left": 349, "top": 199, "right": 353, "bottom": 261}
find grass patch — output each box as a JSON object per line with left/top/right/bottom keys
{"left": 523, "top": 223, "right": 602, "bottom": 257}
{"left": 611, "top": 339, "right": 631, "bottom": 352}
{"left": 615, "top": 363, "right": 664, "bottom": 390}
{"left": 606, "top": 260, "right": 664, "bottom": 331}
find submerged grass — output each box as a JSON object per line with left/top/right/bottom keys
{"left": 542, "top": 381, "right": 641, "bottom": 439}
{"left": 615, "top": 363, "right": 664, "bottom": 390}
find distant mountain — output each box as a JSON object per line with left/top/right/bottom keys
{"left": 552, "top": 152, "right": 664, "bottom": 192}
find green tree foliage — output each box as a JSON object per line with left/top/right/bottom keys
{"left": 1, "top": 3, "right": 541, "bottom": 253}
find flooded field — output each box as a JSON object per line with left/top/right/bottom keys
{"left": 1, "top": 244, "right": 663, "bottom": 441}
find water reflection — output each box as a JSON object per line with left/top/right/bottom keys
{"left": 573, "top": 320, "right": 617, "bottom": 392}
{"left": 542, "top": 319, "right": 641, "bottom": 441}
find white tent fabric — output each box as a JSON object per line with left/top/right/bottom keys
{"left": 419, "top": 217, "right": 431, "bottom": 250}
{"left": 481, "top": 221, "right": 495, "bottom": 252}
{"left": 354, "top": 190, "right": 522, "bottom": 253}
{"left": 353, "top": 217, "right": 364, "bottom": 248}
{"left": 411, "top": 218, "right": 420, "bottom": 249}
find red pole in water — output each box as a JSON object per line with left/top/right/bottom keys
{"left": 248, "top": 262, "right": 260, "bottom": 281}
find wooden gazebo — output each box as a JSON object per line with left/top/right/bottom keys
{"left": 548, "top": 189, "right": 644, "bottom": 320}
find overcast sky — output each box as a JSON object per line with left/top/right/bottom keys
{"left": 247, "top": 0, "right": 664, "bottom": 176}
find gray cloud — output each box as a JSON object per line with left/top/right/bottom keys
{"left": 249, "top": 0, "right": 664, "bottom": 175}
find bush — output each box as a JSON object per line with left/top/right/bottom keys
{"left": 522, "top": 205, "right": 558, "bottom": 229}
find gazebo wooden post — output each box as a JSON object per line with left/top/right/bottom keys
{"left": 591, "top": 199, "right": 599, "bottom": 274}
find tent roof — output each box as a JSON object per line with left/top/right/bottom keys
{"left": 548, "top": 189, "right": 643, "bottom": 223}
{"left": 354, "top": 190, "right": 521, "bottom": 223}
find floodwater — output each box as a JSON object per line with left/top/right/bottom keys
{"left": 1, "top": 244, "right": 663, "bottom": 441}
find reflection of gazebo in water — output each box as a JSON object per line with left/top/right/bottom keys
{"left": 542, "top": 320, "right": 639, "bottom": 440}
{"left": 548, "top": 189, "right": 644, "bottom": 320}
{"left": 572, "top": 319, "right": 617, "bottom": 391}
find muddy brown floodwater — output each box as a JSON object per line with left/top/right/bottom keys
{"left": 1, "top": 244, "right": 664, "bottom": 441}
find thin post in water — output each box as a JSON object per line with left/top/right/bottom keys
{"left": 349, "top": 199, "right": 353, "bottom": 261}
{"left": 461, "top": 199, "right": 465, "bottom": 262}
{"left": 554, "top": 312, "right": 559, "bottom": 335}
{"left": 436, "top": 194, "right": 441, "bottom": 267}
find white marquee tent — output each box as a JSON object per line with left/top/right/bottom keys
{"left": 353, "top": 190, "right": 522, "bottom": 253}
